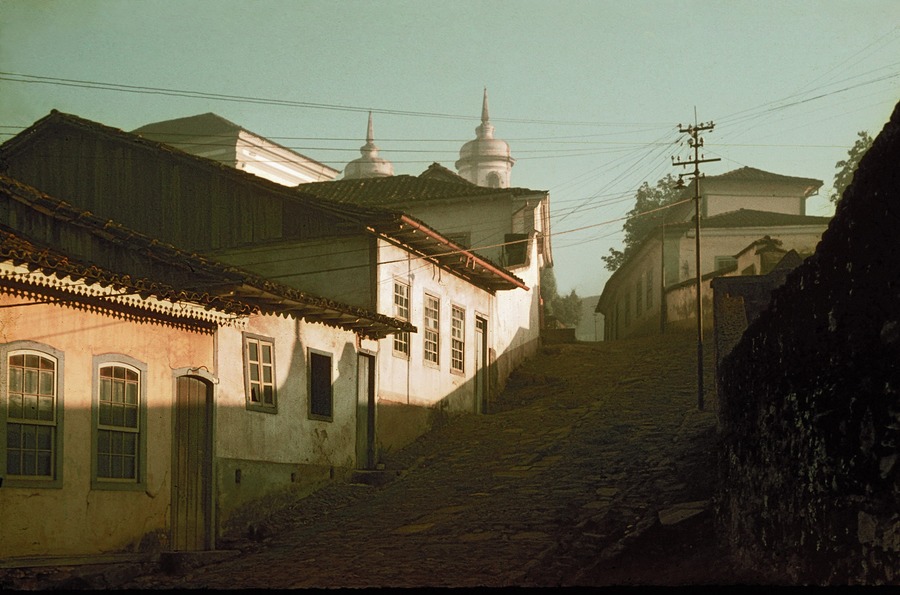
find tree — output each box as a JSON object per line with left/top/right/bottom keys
{"left": 830, "top": 130, "right": 873, "bottom": 204}
{"left": 602, "top": 174, "right": 683, "bottom": 272}
{"left": 540, "top": 267, "right": 583, "bottom": 327}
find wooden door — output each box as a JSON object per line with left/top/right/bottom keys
{"left": 172, "top": 375, "right": 212, "bottom": 551}
{"left": 475, "top": 316, "right": 488, "bottom": 414}
{"left": 356, "top": 353, "right": 376, "bottom": 469}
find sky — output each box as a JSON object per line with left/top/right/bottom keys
{"left": 1, "top": 0, "right": 898, "bottom": 298}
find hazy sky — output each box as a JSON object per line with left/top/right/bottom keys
{"left": 1, "top": 0, "right": 897, "bottom": 297}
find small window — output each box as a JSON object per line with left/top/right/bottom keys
{"left": 393, "top": 281, "right": 410, "bottom": 357}
{"left": 3, "top": 345, "right": 64, "bottom": 487}
{"left": 92, "top": 354, "right": 147, "bottom": 489}
{"left": 243, "top": 334, "right": 277, "bottom": 413}
{"left": 424, "top": 294, "right": 440, "bottom": 365}
{"left": 309, "top": 350, "right": 333, "bottom": 421}
{"left": 715, "top": 256, "right": 737, "bottom": 271}
{"left": 451, "top": 306, "right": 465, "bottom": 373}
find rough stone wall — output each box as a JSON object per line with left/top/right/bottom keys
{"left": 717, "top": 101, "right": 900, "bottom": 585}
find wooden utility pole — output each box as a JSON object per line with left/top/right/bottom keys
{"left": 672, "top": 119, "right": 719, "bottom": 411}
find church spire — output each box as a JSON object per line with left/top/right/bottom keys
{"left": 477, "top": 87, "right": 495, "bottom": 140}
{"left": 455, "top": 89, "right": 514, "bottom": 188}
{"left": 343, "top": 111, "right": 394, "bottom": 179}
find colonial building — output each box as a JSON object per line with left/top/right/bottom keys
{"left": 132, "top": 112, "right": 339, "bottom": 186}
{"left": 0, "top": 109, "right": 529, "bottom": 461}
{"left": 0, "top": 174, "right": 409, "bottom": 559}
{"left": 596, "top": 167, "right": 829, "bottom": 340}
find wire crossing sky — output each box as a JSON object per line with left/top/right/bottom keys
{"left": 1, "top": 0, "right": 897, "bottom": 297}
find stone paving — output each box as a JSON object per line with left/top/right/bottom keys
{"left": 5, "top": 331, "right": 774, "bottom": 589}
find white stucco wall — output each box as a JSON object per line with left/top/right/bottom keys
{"left": 213, "top": 314, "right": 364, "bottom": 526}
{"left": 0, "top": 294, "right": 216, "bottom": 558}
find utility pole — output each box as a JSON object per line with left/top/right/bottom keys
{"left": 672, "top": 118, "right": 719, "bottom": 411}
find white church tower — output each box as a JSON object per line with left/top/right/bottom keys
{"left": 343, "top": 112, "right": 394, "bottom": 179}
{"left": 455, "top": 89, "right": 515, "bottom": 188}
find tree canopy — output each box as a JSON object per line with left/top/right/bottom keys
{"left": 830, "top": 130, "right": 873, "bottom": 204}
{"left": 540, "top": 267, "right": 583, "bottom": 328}
{"left": 602, "top": 173, "right": 683, "bottom": 272}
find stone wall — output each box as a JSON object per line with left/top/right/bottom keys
{"left": 716, "top": 101, "right": 900, "bottom": 585}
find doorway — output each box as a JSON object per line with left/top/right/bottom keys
{"left": 171, "top": 375, "right": 213, "bottom": 551}
{"left": 356, "top": 353, "right": 376, "bottom": 469}
{"left": 475, "top": 316, "right": 488, "bottom": 414}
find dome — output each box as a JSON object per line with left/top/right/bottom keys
{"left": 455, "top": 89, "right": 515, "bottom": 188}
{"left": 343, "top": 112, "right": 394, "bottom": 179}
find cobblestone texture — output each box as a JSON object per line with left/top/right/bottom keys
{"left": 4, "top": 330, "right": 776, "bottom": 589}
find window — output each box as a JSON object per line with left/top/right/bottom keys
{"left": 715, "top": 256, "right": 737, "bottom": 271}
{"left": 3, "top": 343, "right": 64, "bottom": 487}
{"left": 451, "top": 306, "right": 465, "bottom": 373}
{"left": 92, "top": 354, "right": 146, "bottom": 489}
{"left": 243, "top": 334, "right": 277, "bottom": 412}
{"left": 424, "top": 293, "right": 440, "bottom": 365}
{"left": 309, "top": 350, "right": 332, "bottom": 421}
{"left": 393, "top": 281, "right": 410, "bottom": 357}
{"left": 646, "top": 270, "right": 654, "bottom": 309}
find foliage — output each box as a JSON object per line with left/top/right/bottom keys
{"left": 540, "top": 267, "right": 583, "bottom": 327}
{"left": 830, "top": 130, "right": 873, "bottom": 204}
{"left": 602, "top": 174, "right": 683, "bottom": 272}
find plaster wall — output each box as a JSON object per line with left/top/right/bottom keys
{"left": 213, "top": 314, "right": 362, "bottom": 529}
{"left": 0, "top": 295, "right": 215, "bottom": 558}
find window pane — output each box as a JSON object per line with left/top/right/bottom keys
{"left": 263, "top": 366, "right": 272, "bottom": 383}
{"left": 113, "top": 404, "right": 125, "bottom": 427}
{"left": 125, "top": 382, "right": 138, "bottom": 405}
{"left": 37, "top": 451, "right": 52, "bottom": 476}
{"left": 24, "top": 369, "right": 38, "bottom": 395}
{"left": 262, "top": 345, "right": 272, "bottom": 364}
{"left": 23, "top": 395, "right": 37, "bottom": 420}
{"left": 24, "top": 354, "right": 39, "bottom": 369}
{"left": 249, "top": 365, "right": 259, "bottom": 382}
{"left": 37, "top": 426, "right": 52, "bottom": 450}
{"left": 7, "top": 422, "right": 21, "bottom": 448}
{"left": 98, "top": 453, "right": 110, "bottom": 477}
{"left": 113, "top": 381, "right": 125, "bottom": 403}
{"left": 263, "top": 385, "right": 274, "bottom": 405}
{"left": 248, "top": 341, "right": 258, "bottom": 361}
{"left": 125, "top": 369, "right": 138, "bottom": 382}
{"left": 22, "top": 451, "right": 35, "bottom": 475}
{"left": 100, "top": 378, "right": 112, "bottom": 402}
{"left": 9, "top": 366, "right": 23, "bottom": 391}
{"left": 99, "top": 402, "right": 112, "bottom": 425}
{"left": 7, "top": 449, "right": 20, "bottom": 474}
{"left": 111, "top": 455, "right": 122, "bottom": 478}
{"left": 98, "top": 429, "right": 110, "bottom": 452}
{"left": 125, "top": 406, "right": 138, "bottom": 428}
{"left": 113, "top": 366, "right": 125, "bottom": 380}
{"left": 39, "top": 370, "right": 54, "bottom": 396}
{"left": 10, "top": 354, "right": 23, "bottom": 366}
{"left": 124, "top": 433, "right": 137, "bottom": 456}
{"left": 38, "top": 396, "right": 53, "bottom": 421}
{"left": 8, "top": 393, "right": 23, "bottom": 419}
{"left": 123, "top": 457, "right": 135, "bottom": 479}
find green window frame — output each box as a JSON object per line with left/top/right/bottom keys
{"left": 92, "top": 354, "right": 147, "bottom": 490}
{"left": 1, "top": 342, "right": 64, "bottom": 489}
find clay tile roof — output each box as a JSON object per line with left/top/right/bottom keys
{"left": 709, "top": 166, "right": 822, "bottom": 188}
{"left": 0, "top": 174, "right": 414, "bottom": 338}
{"left": 699, "top": 209, "right": 832, "bottom": 229}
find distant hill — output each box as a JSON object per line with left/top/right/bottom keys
{"left": 575, "top": 295, "right": 603, "bottom": 342}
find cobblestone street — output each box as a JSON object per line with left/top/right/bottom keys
{"left": 10, "top": 331, "right": 774, "bottom": 589}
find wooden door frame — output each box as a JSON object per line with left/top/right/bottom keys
{"left": 170, "top": 367, "right": 217, "bottom": 551}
